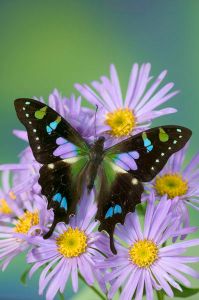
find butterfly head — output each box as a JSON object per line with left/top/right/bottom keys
{"left": 93, "top": 136, "right": 105, "bottom": 153}
{"left": 93, "top": 136, "right": 105, "bottom": 150}
{"left": 98, "top": 136, "right": 105, "bottom": 144}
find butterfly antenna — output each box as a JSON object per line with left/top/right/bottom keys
{"left": 94, "top": 104, "right": 98, "bottom": 141}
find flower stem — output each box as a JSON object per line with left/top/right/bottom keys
{"left": 156, "top": 290, "right": 165, "bottom": 300}
{"left": 58, "top": 292, "right": 65, "bottom": 300}
{"left": 78, "top": 273, "right": 106, "bottom": 300}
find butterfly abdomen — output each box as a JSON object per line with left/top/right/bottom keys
{"left": 86, "top": 137, "right": 105, "bottom": 191}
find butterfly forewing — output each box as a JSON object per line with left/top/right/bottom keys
{"left": 14, "top": 98, "right": 89, "bottom": 164}
{"left": 105, "top": 125, "right": 192, "bottom": 181}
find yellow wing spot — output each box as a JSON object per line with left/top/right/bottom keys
{"left": 159, "top": 128, "right": 169, "bottom": 142}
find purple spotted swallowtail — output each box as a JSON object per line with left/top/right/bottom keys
{"left": 14, "top": 98, "right": 192, "bottom": 254}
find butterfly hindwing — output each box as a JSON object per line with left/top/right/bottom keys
{"left": 14, "top": 98, "right": 89, "bottom": 164}
{"left": 96, "top": 162, "right": 143, "bottom": 254}
{"left": 105, "top": 125, "right": 192, "bottom": 181}
{"left": 39, "top": 157, "right": 88, "bottom": 238}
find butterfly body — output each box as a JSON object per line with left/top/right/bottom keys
{"left": 14, "top": 98, "right": 192, "bottom": 254}
{"left": 86, "top": 136, "right": 105, "bottom": 191}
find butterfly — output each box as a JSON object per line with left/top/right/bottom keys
{"left": 14, "top": 98, "right": 192, "bottom": 254}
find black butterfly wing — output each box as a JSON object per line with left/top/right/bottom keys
{"left": 96, "top": 125, "right": 192, "bottom": 254}
{"left": 39, "top": 158, "right": 88, "bottom": 238}
{"left": 14, "top": 98, "right": 89, "bottom": 164}
{"left": 14, "top": 98, "right": 90, "bottom": 237}
{"left": 105, "top": 125, "right": 192, "bottom": 181}
{"left": 96, "top": 164, "right": 143, "bottom": 254}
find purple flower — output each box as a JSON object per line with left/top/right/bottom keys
{"left": 27, "top": 190, "right": 106, "bottom": 300}
{"left": 97, "top": 195, "right": 199, "bottom": 300}
{"left": 148, "top": 144, "right": 199, "bottom": 229}
{"left": 75, "top": 64, "right": 178, "bottom": 142}
{"left": 0, "top": 171, "right": 16, "bottom": 221}
{"left": 63, "top": 93, "right": 95, "bottom": 140}
{"left": 0, "top": 194, "right": 50, "bottom": 270}
{"left": 0, "top": 147, "right": 41, "bottom": 199}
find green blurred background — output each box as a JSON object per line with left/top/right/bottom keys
{"left": 0, "top": 0, "right": 199, "bottom": 299}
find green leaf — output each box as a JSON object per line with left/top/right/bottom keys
{"left": 136, "top": 201, "right": 147, "bottom": 228}
{"left": 58, "top": 292, "right": 65, "bottom": 300}
{"left": 173, "top": 284, "right": 199, "bottom": 298}
{"left": 156, "top": 290, "right": 165, "bottom": 300}
{"left": 20, "top": 266, "right": 32, "bottom": 285}
{"left": 136, "top": 201, "right": 147, "bottom": 216}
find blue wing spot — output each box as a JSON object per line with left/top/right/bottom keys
{"left": 142, "top": 132, "right": 153, "bottom": 153}
{"left": 60, "top": 197, "right": 68, "bottom": 210}
{"left": 53, "top": 193, "right": 68, "bottom": 210}
{"left": 105, "top": 207, "right": 114, "bottom": 219}
{"left": 105, "top": 205, "right": 122, "bottom": 219}
{"left": 114, "top": 204, "right": 122, "bottom": 214}
{"left": 46, "top": 125, "right": 53, "bottom": 135}
{"left": 144, "top": 138, "right": 153, "bottom": 152}
{"left": 53, "top": 193, "right": 62, "bottom": 203}
{"left": 49, "top": 120, "right": 59, "bottom": 130}
{"left": 146, "top": 144, "right": 153, "bottom": 152}
{"left": 46, "top": 117, "right": 61, "bottom": 135}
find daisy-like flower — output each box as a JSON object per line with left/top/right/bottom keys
{"left": 27, "top": 189, "right": 106, "bottom": 300}
{"left": 148, "top": 144, "right": 199, "bottom": 228}
{"left": 97, "top": 194, "right": 199, "bottom": 300}
{"left": 0, "top": 147, "right": 41, "bottom": 199}
{"left": 46, "top": 89, "right": 95, "bottom": 139}
{"left": 75, "top": 63, "right": 178, "bottom": 140}
{"left": 0, "top": 194, "right": 50, "bottom": 271}
{"left": 63, "top": 93, "right": 95, "bottom": 139}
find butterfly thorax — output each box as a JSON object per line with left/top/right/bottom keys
{"left": 86, "top": 136, "right": 105, "bottom": 191}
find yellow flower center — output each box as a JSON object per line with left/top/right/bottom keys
{"left": 129, "top": 240, "right": 159, "bottom": 268}
{"left": 0, "top": 198, "right": 13, "bottom": 214}
{"left": 105, "top": 108, "right": 136, "bottom": 137}
{"left": 155, "top": 173, "right": 188, "bottom": 199}
{"left": 56, "top": 227, "right": 87, "bottom": 258}
{"left": 15, "top": 211, "right": 39, "bottom": 234}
